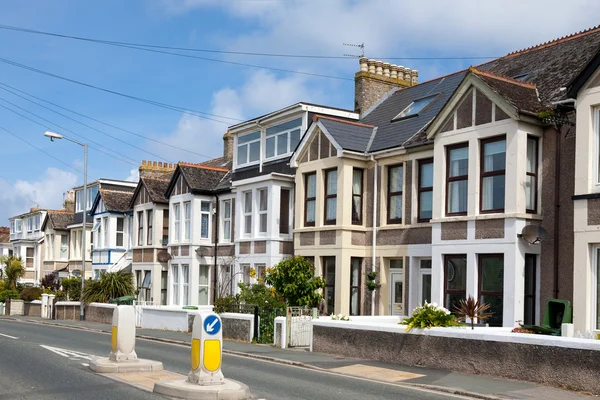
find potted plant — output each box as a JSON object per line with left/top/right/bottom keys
{"left": 365, "top": 271, "right": 379, "bottom": 291}
{"left": 453, "top": 296, "right": 493, "bottom": 330}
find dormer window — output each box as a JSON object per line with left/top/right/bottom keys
{"left": 393, "top": 95, "right": 438, "bottom": 121}
{"left": 265, "top": 118, "right": 302, "bottom": 159}
{"left": 512, "top": 72, "right": 530, "bottom": 82}
{"left": 237, "top": 131, "right": 261, "bottom": 166}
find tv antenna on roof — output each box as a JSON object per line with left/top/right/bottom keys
{"left": 343, "top": 42, "right": 364, "bottom": 58}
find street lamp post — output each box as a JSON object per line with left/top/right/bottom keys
{"left": 44, "top": 131, "right": 88, "bottom": 321}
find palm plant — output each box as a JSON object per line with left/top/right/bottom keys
{"left": 453, "top": 296, "right": 493, "bottom": 330}
{"left": 1, "top": 255, "right": 25, "bottom": 290}
{"left": 81, "top": 271, "right": 135, "bottom": 304}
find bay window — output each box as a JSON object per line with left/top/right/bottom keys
{"left": 171, "top": 264, "right": 179, "bottom": 305}
{"left": 323, "top": 256, "right": 336, "bottom": 314}
{"left": 350, "top": 258, "right": 361, "bottom": 316}
{"left": 173, "top": 204, "right": 180, "bottom": 242}
{"left": 116, "top": 217, "right": 124, "bottom": 247}
{"left": 198, "top": 265, "right": 209, "bottom": 305}
{"left": 324, "top": 168, "right": 338, "bottom": 225}
{"left": 137, "top": 212, "right": 143, "bottom": 246}
{"left": 418, "top": 159, "right": 433, "bottom": 222}
{"left": 103, "top": 217, "right": 109, "bottom": 248}
{"left": 388, "top": 164, "right": 403, "bottom": 223}
{"left": 243, "top": 192, "right": 252, "bottom": 235}
{"left": 304, "top": 173, "right": 316, "bottom": 227}
{"left": 200, "top": 201, "right": 211, "bottom": 239}
{"left": 60, "top": 235, "right": 68, "bottom": 260}
{"left": 184, "top": 202, "right": 191, "bottom": 241}
{"left": 444, "top": 254, "right": 466, "bottom": 312}
{"left": 237, "top": 131, "right": 260, "bottom": 166}
{"left": 182, "top": 264, "right": 190, "bottom": 305}
{"left": 479, "top": 254, "right": 504, "bottom": 327}
{"left": 265, "top": 118, "right": 302, "bottom": 159}
{"left": 446, "top": 144, "right": 469, "bottom": 215}
{"left": 279, "top": 189, "right": 290, "bottom": 234}
{"left": 26, "top": 247, "right": 34, "bottom": 268}
{"left": 480, "top": 136, "right": 506, "bottom": 213}
{"left": 526, "top": 136, "right": 539, "bottom": 213}
{"left": 222, "top": 200, "right": 232, "bottom": 242}
{"left": 147, "top": 211, "right": 153, "bottom": 245}
{"left": 352, "top": 169, "right": 363, "bottom": 225}
{"left": 258, "top": 189, "right": 268, "bottom": 234}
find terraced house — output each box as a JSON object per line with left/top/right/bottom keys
{"left": 164, "top": 159, "right": 231, "bottom": 306}
{"left": 41, "top": 209, "right": 74, "bottom": 278}
{"left": 9, "top": 208, "right": 47, "bottom": 284}
{"left": 291, "top": 27, "right": 599, "bottom": 326}
{"left": 228, "top": 103, "right": 358, "bottom": 293}
{"left": 129, "top": 161, "right": 176, "bottom": 304}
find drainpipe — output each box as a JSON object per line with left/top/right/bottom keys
{"left": 371, "top": 155, "right": 378, "bottom": 316}
{"left": 552, "top": 120, "right": 564, "bottom": 299}
{"left": 213, "top": 194, "right": 220, "bottom": 303}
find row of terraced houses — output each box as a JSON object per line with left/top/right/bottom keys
{"left": 4, "top": 26, "right": 600, "bottom": 335}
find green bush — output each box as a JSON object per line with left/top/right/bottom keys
{"left": 0, "top": 281, "right": 5, "bottom": 292}
{"left": 19, "top": 287, "right": 43, "bottom": 301}
{"left": 0, "top": 290, "right": 19, "bottom": 302}
{"left": 238, "top": 283, "right": 285, "bottom": 309}
{"left": 264, "top": 256, "right": 325, "bottom": 307}
{"left": 213, "top": 294, "right": 240, "bottom": 313}
{"left": 82, "top": 272, "right": 135, "bottom": 304}
{"left": 61, "top": 277, "right": 81, "bottom": 301}
{"left": 400, "top": 302, "right": 459, "bottom": 330}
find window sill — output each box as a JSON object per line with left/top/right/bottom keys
{"left": 431, "top": 213, "right": 543, "bottom": 223}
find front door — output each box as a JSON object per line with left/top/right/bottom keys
{"left": 390, "top": 269, "right": 404, "bottom": 316}
{"left": 419, "top": 259, "right": 432, "bottom": 306}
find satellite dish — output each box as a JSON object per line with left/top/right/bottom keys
{"left": 157, "top": 250, "right": 172, "bottom": 263}
{"left": 518, "top": 225, "right": 547, "bottom": 245}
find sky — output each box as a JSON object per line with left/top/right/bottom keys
{"left": 0, "top": 0, "right": 599, "bottom": 225}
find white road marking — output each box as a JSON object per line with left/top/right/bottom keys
{"left": 40, "top": 345, "right": 93, "bottom": 360}
{"left": 0, "top": 332, "right": 19, "bottom": 339}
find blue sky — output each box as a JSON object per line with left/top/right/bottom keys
{"left": 0, "top": 0, "right": 599, "bottom": 224}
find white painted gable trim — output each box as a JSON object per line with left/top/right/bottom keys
{"left": 290, "top": 121, "right": 343, "bottom": 167}
{"left": 426, "top": 74, "right": 521, "bottom": 140}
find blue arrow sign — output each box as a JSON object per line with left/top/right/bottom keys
{"left": 203, "top": 315, "right": 221, "bottom": 335}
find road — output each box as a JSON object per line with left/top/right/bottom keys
{"left": 0, "top": 319, "right": 473, "bottom": 400}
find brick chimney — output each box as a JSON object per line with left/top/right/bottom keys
{"left": 139, "top": 160, "right": 177, "bottom": 179}
{"left": 354, "top": 57, "right": 418, "bottom": 116}
{"left": 223, "top": 131, "right": 234, "bottom": 162}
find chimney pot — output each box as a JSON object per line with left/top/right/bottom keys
{"left": 142, "top": 160, "right": 147, "bottom": 166}
{"left": 404, "top": 69, "right": 412, "bottom": 81}
{"left": 375, "top": 60, "right": 383, "bottom": 76}
{"left": 412, "top": 70, "right": 419, "bottom": 85}
{"left": 383, "top": 62, "right": 391, "bottom": 78}
{"left": 368, "top": 59, "right": 376, "bottom": 74}
{"left": 390, "top": 64, "right": 399, "bottom": 79}
{"left": 359, "top": 57, "right": 368, "bottom": 72}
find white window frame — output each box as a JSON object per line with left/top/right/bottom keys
{"left": 200, "top": 201, "right": 211, "bottom": 240}
{"left": 27, "top": 218, "right": 33, "bottom": 232}
{"left": 236, "top": 131, "right": 261, "bottom": 168}
{"left": 16, "top": 219, "right": 22, "bottom": 233}
{"left": 264, "top": 118, "right": 303, "bottom": 161}
{"left": 222, "top": 199, "right": 232, "bottom": 242}
{"left": 10, "top": 220, "right": 15, "bottom": 234}
{"left": 116, "top": 217, "right": 125, "bottom": 248}
{"left": 171, "top": 264, "right": 179, "bottom": 305}
{"left": 46, "top": 234, "right": 54, "bottom": 260}
{"left": 60, "top": 234, "right": 68, "bottom": 260}
{"left": 173, "top": 203, "right": 181, "bottom": 243}
{"left": 595, "top": 107, "right": 600, "bottom": 186}
{"left": 593, "top": 246, "right": 600, "bottom": 331}
{"left": 258, "top": 188, "right": 268, "bottom": 235}
{"left": 34, "top": 215, "right": 41, "bottom": 231}
{"left": 198, "top": 265, "right": 210, "bottom": 305}
{"left": 243, "top": 191, "right": 252, "bottom": 237}
{"left": 182, "top": 264, "right": 190, "bottom": 305}
{"left": 241, "top": 264, "right": 251, "bottom": 286}
{"left": 137, "top": 211, "right": 144, "bottom": 246}
{"left": 25, "top": 247, "right": 34, "bottom": 269}
{"left": 184, "top": 202, "right": 191, "bottom": 242}
{"left": 147, "top": 210, "right": 153, "bottom": 246}
{"left": 103, "top": 216, "right": 109, "bottom": 248}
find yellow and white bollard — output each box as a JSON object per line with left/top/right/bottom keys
{"left": 89, "top": 305, "right": 163, "bottom": 373}
{"left": 188, "top": 312, "right": 225, "bottom": 385}
{"left": 110, "top": 305, "right": 137, "bottom": 362}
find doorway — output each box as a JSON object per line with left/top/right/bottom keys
{"left": 418, "top": 259, "right": 432, "bottom": 306}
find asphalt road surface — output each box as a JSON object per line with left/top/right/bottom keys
{"left": 0, "top": 319, "right": 474, "bottom": 400}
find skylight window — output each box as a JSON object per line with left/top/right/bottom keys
{"left": 512, "top": 73, "right": 530, "bottom": 81}
{"left": 393, "top": 95, "right": 438, "bottom": 121}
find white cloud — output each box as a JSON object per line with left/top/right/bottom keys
{"left": 126, "top": 168, "right": 140, "bottom": 182}
{"left": 0, "top": 168, "right": 78, "bottom": 225}
{"left": 158, "top": 0, "right": 600, "bottom": 80}
{"left": 148, "top": 70, "right": 328, "bottom": 162}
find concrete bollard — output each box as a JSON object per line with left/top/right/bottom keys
{"left": 154, "top": 312, "right": 249, "bottom": 399}
{"left": 89, "top": 305, "right": 162, "bottom": 373}
{"left": 110, "top": 305, "right": 137, "bottom": 362}
{"left": 188, "top": 313, "right": 224, "bottom": 385}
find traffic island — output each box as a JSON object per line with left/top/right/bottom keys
{"left": 89, "top": 305, "right": 164, "bottom": 373}
{"left": 153, "top": 312, "right": 249, "bottom": 400}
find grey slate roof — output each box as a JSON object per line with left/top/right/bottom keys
{"left": 473, "top": 69, "right": 545, "bottom": 115}
{"left": 481, "top": 26, "right": 600, "bottom": 104}
{"left": 100, "top": 189, "right": 135, "bottom": 212}
{"left": 142, "top": 176, "right": 172, "bottom": 204}
{"left": 318, "top": 118, "right": 375, "bottom": 153}
{"left": 42, "top": 210, "right": 74, "bottom": 231}
{"left": 360, "top": 70, "right": 467, "bottom": 152}
{"left": 168, "top": 161, "right": 231, "bottom": 196}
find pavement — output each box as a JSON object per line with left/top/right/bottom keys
{"left": 1, "top": 315, "right": 596, "bottom": 400}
